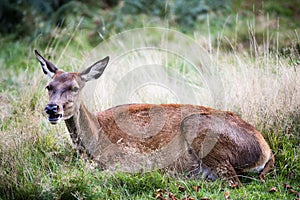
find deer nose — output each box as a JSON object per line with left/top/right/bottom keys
{"left": 45, "top": 104, "right": 59, "bottom": 115}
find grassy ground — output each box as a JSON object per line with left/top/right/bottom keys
{"left": 1, "top": 1, "right": 300, "bottom": 200}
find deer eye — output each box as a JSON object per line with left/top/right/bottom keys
{"left": 72, "top": 87, "right": 79, "bottom": 92}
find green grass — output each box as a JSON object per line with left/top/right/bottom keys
{"left": 0, "top": 120, "right": 298, "bottom": 200}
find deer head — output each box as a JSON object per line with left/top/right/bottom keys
{"left": 34, "top": 50, "right": 109, "bottom": 124}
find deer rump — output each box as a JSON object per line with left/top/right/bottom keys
{"left": 88, "top": 104, "right": 267, "bottom": 181}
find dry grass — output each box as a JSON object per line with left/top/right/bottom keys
{"left": 219, "top": 53, "right": 300, "bottom": 129}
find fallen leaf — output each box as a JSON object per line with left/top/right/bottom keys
{"left": 192, "top": 186, "right": 201, "bottom": 192}
{"left": 181, "top": 195, "right": 195, "bottom": 200}
{"left": 282, "top": 183, "right": 293, "bottom": 190}
{"left": 288, "top": 189, "right": 298, "bottom": 195}
{"left": 169, "top": 192, "right": 177, "bottom": 200}
{"left": 154, "top": 189, "right": 165, "bottom": 195}
{"left": 269, "top": 187, "right": 277, "bottom": 193}
{"left": 154, "top": 189, "right": 166, "bottom": 200}
{"left": 177, "top": 185, "right": 186, "bottom": 192}
{"left": 224, "top": 190, "right": 230, "bottom": 199}
{"left": 155, "top": 195, "right": 166, "bottom": 200}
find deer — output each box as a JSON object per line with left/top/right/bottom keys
{"left": 34, "top": 49, "right": 274, "bottom": 187}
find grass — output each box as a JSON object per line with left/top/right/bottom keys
{"left": 1, "top": 3, "right": 300, "bottom": 200}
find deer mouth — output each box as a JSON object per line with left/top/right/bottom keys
{"left": 48, "top": 113, "right": 62, "bottom": 124}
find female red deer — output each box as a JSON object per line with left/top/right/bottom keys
{"left": 35, "top": 50, "right": 274, "bottom": 187}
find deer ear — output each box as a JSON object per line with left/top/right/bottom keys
{"left": 34, "top": 49, "right": 58, "bottom": 78}
{"left": 80, "top": 56, "right": 109, "bottom": 82}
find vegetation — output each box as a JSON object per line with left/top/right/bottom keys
{"left": 0, "top": 0, "right": 299, "bottom": 199}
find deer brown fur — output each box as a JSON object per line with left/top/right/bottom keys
{"left": 35, "top": 50, "right": 274, "bottom": 187}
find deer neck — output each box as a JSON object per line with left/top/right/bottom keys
{"left": 64, "top": 102, "right": 101, "bottom": 156}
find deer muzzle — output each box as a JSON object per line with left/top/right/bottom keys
{"left": 45, "top": 104, "right": 63, "bottom": 124}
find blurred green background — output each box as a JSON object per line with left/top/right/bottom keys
{"left": 1, "top": 0, "right": 299, "bottom": 47}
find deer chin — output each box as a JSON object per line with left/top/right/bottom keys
{"left": 48, "top": 113, "right": 63, "bottom": 125}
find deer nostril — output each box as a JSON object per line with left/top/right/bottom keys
{"left": 45, "top": 104, "right": 59, "bottom": 115}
